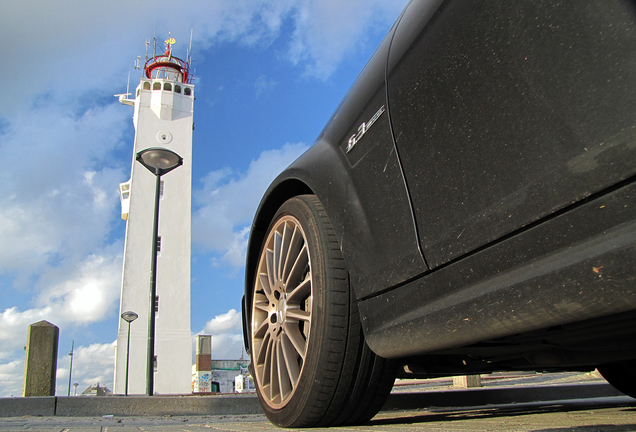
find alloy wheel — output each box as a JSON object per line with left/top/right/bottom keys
{"left": 251, "top": 215, "right": 313, "bottom": 408}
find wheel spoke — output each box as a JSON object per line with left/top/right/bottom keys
{"left": 258, "top": 272, "right": 273, "bottom": 300}
{"left": 285, "top": 244, "right": 309, "bottom": 289}
{"left": 256, "top": 332, "right": 273, "bottom": 388}
{"left": 278, "top": 222, "right": 293, "bottom": 282}
{"left": 280, "top": 333, "right": 301, "bottom": 388}
{"left": 276, "top": 340, "right": 293, "bottom": 401}
{"left": 285, "top": 308, "right": 310, "bottom": 322}
{"left": 287, "top": 277, "right": 311, "bottom": 305}
{"left": 273, "top": 229, "right": 282, "bottom": 283}
{"left": 253, "top": 315, "right": 269, "bottom": 339}
{"left": 270, "top": 340, "right": 281, "bottom": 403}
{"left": 265, "top": 248, "right": 276, "bottom": 289}
{"left": 253, "top": 292, "right": 270, "bottom": 314}
{"left": 282, "top": 228, "right": 304, "bottom": 283}
{"left": 283, "top": 321, "right": 308, "bottom": 359}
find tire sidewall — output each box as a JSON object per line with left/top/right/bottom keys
{"left": 252, "top": 196, "right": 348, "bottom": 427}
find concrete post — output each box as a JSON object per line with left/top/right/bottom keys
{"left": 23, "top": 321, "right": 59, "bottom": 397}
{"left": 453, "top": 375, "right": 482, "bottom": 388}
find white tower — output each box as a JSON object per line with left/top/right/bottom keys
{"left": 114, "top": 37, "right": 193, "bottom": 395}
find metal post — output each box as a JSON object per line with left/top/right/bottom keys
{"left": 125, "top": 320, "right": 131, "bottom": 396}
{"left": 136, "top": 147, "right": 182, "bottom": 397}
{"left": 121, "top": 311, "right": 138, "bottom": 396}
{"left": 146, "top": 172, "right": 161, "bottom": 396}
{"left": 67, "top": 340, "right": 74, "bottom": 397}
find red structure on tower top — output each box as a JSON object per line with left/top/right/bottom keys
{"left": 144, "top": 37, "right": 193, "bottom": 84}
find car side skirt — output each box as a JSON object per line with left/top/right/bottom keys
{"left": 360, "top": 180, "right": 636, "bottom": 359}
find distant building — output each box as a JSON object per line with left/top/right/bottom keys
{"left": 191, "top": 335, "right": 252, "bottom": 393}
{"left": 80, "top": 383, "right": 112, "bottom": 396}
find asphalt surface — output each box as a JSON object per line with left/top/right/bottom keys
{"left": 2, "top": 373, "right": 635, "bottom": 431}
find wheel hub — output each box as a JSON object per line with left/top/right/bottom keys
{"left": 270, "top": 285, "right": 288, "bottom": 336}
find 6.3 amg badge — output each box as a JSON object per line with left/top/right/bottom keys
{"left": 346, "top": 105, "right": 386, "bottom": 153}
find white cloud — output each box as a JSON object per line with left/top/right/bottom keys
{"left": 286, "top": 0, "right": 409, "bottom": 78}
{"left": 223, "top": 227, "right": 252, "bottom": 268}
{"left": 210, "top": 334, "right": 245, "bottom": 360}
{"left": 0, "top": 360, "right": 24, "bottom": 397}
{"left": 0, "top": 0, "right": 408, "bottom": 112}
{"left": 203, "top": 309, "right": 242, "bottom": 335}
{"left": 192, "top": 142, "right": 308, "bottom": 266}
{"left": 0, "top": 307, "right": 54, "bottom": 355}
{"left": 0, "top": 250, "right": 122, "bottom": 362}
{"left": 35, "top": 250, "right": 123, "bottom": 323}
{"left": 56, "top": 342, "right": 116, "bottom": 396}
{"left": 0, "top": 104, "right": 128, "bottom": 276}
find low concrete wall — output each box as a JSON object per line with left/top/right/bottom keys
{"left": 55, "top": 394, "right": 262, "bottom": 417}
{"left": 0, "top": 383, "right": 626, "bottom": 418}
{"left": 0, "top": 396, "right": 56, "bottom": 417}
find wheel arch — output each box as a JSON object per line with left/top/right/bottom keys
{"left": 242, "top": 141, "right": 364, "bottom": 356}
{"left": 242, "top": 177, "right": 314, "bottom": 355}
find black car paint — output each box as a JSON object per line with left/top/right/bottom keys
{"left": 389, "top": 0, "right": 636, "bottom": 269}
{"left": 244, "top": 0, "right": 636, "bottom": 373}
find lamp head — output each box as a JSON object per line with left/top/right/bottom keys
{"left": 121, "top": 311, "right": 139, "bottom": 323}
{"left": 136, "top": 147, "right": 183, "bottom": 176}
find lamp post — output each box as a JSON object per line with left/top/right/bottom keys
{"left": 67, "top": 340, "right": 74, "bottom": 397}
{"left": 121, "top": 310, "right": 138, "bottom": 396}
{"left": 136, "top": 147, "right": 183, "bottom": 396}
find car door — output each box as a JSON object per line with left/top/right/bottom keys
{"left": 387, "top": 0, "right": 636, "bottom": 269}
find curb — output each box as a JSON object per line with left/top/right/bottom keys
{"left": 0, "top": 383, "right": 625, "bottom": 418}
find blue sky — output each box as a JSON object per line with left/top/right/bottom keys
{"left": 0, "top": 0, "right": 409, "bottom": 396}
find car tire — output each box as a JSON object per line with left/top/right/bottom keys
{"left": 598, "top": 360, "right": 636, "bottom": 399}
{"left": 250, "top": 195, "right": 395, "bottom": 427}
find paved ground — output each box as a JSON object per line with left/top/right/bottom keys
{"left": 2, "top": 373, "right": 635, "bottom": 431}
{"left": 1, "top": 397, "right": 635, "bottom": 431}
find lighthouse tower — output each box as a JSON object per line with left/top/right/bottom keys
{"left": 113, "top": 37, "right": 193, "bottom": 395}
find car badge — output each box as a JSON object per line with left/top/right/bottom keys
{"left": 346, "top": 105, "right": 386, "bottom": 153}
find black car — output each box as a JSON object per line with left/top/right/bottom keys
{"left": 242, "top": 0, "right": 636, "bottom": 427}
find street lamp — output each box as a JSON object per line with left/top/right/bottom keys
{"left": 121, "top": 310, "right": 138, "bottom": 396}
{"left": 67, "top": 341, "right": 74, "bottom": 397}
{"left": 136, "top": 147, "right": 183, "bottom": 396}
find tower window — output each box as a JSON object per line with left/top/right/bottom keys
{"left": 174, "top": 85, "right": 181, "bottom": 94}
{"left": 118, "top": 181, "right": 131, "bottom": 220}
{"left": 153, "top": 355, "right": 158, "bottom": 372}
{"left": 164, "top": 83, "right": 172, "bottom": 91}
{"left": 184, "top": 88, "right": 192, "bottom": 96}
{"left": 153, "top": 82, "right": 161, "bottom": 90}
{"left": 155, "top": 295, "right": 159, "bottom": 313}
{"left": 160, "top": 180, "right": 164, "bottom": 199}
{"left": 156, "top": 236, "right": 161, "bottom": 254}
{"left": 143, "top": 82, "right": 151, "bottom": 90}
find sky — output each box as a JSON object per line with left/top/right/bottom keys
{"left": 0, "top": 0, "right": 409, "bottom": 397}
